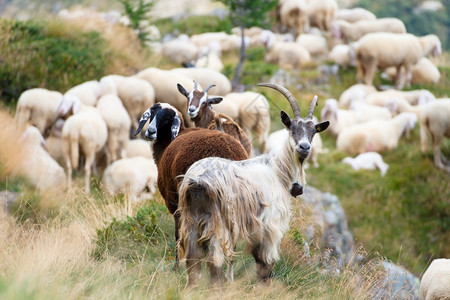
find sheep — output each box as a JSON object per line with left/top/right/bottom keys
{"left": 194, "top": 41, "right": 224, "bottom": 72}
{"left": 355, "top": 33, "right": 442, "bottom": 88}
{"left": 102, "top": 156, "right": 157, "bottom": 201}
{"left": 219, "top": 91, "right": 272, "bottom": 153}
{"left": 349, "top": 101, "right": 393, "bottom": 120}
{"left": 134, "top": 102, "right": 249, "bottom": 267}
{"left": 336, "top": 112, "right": 417, "bottom": 155}
{"left": 265, "top": 41, "right": 312, "bottom": 69}
{"left": 295, "top": 33, "right": 328, "bottom": 57}
{"left": 338, "top": 83, "right": 377, "bottom": 108}
{"left": 99, "top": 75, "right": 155, "bottom": 134}
{"left": 258, "top": 29, "right": 295, "bottom": 49}
{"left": 365, "top": 89, "right": 436, "bottom": 107}
{"left": 134, "top": 67, "right": 199, "bottom": 127}
{"left": 124, "top": 139, "right": 152, "bottom": 159}
{"left": 14, "top": 88, "right": 63, "bottom": 137}
{"left": 177, "top": 81, "right": 252, "bottom": 156}
{"left": 64, "top": 80, "right": 100, "bottom": 106}
{"left": 305, "top": 0, "right": 338, "bottom": 32}
{"left": 382, "top": 57, "right": 441, "bottom": 85}
{"left": 177, "top": 84, "right": 329, "bottom": 286}
{"left": 335, "top": 7, "right": 377, "bottom": 23}
{"left": 332, "top": 18, "right": 406, "bottom": 43}
{"left": 277, "top": 0, "right": 310, "bottom": 37}
{"left": 15, "top": 126, "right": 67, "bottom": 192}
{"left": 96, "top": 94, "right": 132, "bottom": 165}
{"left": 161, "top": 35, "right": 199, "bottom": 66}
{"left": 190, "top": 32, "right": 249, "bottom": 53}
{"left": 45, "top": 118, "right": 66, "bottom": 167}
{"left": 419, "top": 99, "right": 450, "bottom": 173}
{"left": 171, "top": 67, "right": 232, "bottom": 96}
{"left": 342, "top": 152, "right": 389, "bottom": 177}
{"left": 59, "top": 94, "right": 108, "bottom": 193}
{"left": 419, "top": 258, "right": 450, "bottom": 300}
{"left": 328, "top": 44, "right": 353, "bottom": 69}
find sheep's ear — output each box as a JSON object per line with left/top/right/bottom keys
{"left": 280, "top": 111, "right": 291, "bottom": 128}
{"left": 207, "top": 97, "right": 223, "bottom": 106}
{"left": 315, "top": 121, "right": 330, "bottom": 133}
{"left": 171, "top": 115, "right": 181, "bottom": 141}
{"left": 177, "top": 83, "right": 189, "bottom": 98}
{"left": 135, "top": 108, "right": 151, "bottom": 136}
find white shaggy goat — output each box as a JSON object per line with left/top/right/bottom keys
{"left": 342, "top": 152, "right": 389, "bottom": 177}
{"left": 419, "top": 99, "right": 450, "bottom": 173}
{"left": 419, "top": 258, "right": 450, "bottom": 300}
{"left": 177, "top": 84, "right": 329, "bottom": 286}
{"left": 336, "top": 112, "right": 417, "bottom": 155}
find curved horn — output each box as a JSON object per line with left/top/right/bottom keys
{"left": 204, "top": 84, "right": 216, "bottom": 93}
{"left": 193, "top": 80, "right": 198, "bottom": 90}
{"left": 307, "top": 95, "right": 319, "bottom": 119}
{"left": 258, "top": 83, "right": 301, "bottom": 118}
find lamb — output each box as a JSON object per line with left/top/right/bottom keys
{"left": 59, "top": 94, "right": 108, "bottom": 193}
{"left": 419, "top": 258, "right": 450, "bottom": 300}
{"left": 335, "top": 7, "right": 377, "bottom": 23}
{"left": 336, "top": 112, "right": 417, "bottom": 155}
{"left": 355, "top": 33, "right": 442, "bottom": 88}
{"left": 177, "top": 84, "right": 329, "bottom": 286}
{"left": 15, "top": 126, "right": 67, "bottom": 192}
{"left": 161, "top": 35, "right": 199, "bottom": 66}
{"left": 14, "top": 88, "right": 63, "bottom": 136}
{"left": 295, "top": 33, "right": 328, "bottom": 57}
{"left": 338, "top": 83, "right": 377, "bottom": 108}
{"left": 382, "top": 57, "right": 441, "bottom": 85}
{"left": 277, "top": 0, "right": 310, "bottom": 37}
{"left": 64, "top": 80, "right": 100, "bottom": 106}
{"left": 99, "top": 75, "right": 155, "bottom": 134}
{"left": 102, "top": 156, "right": 158, "bottom": 201}
{"left": 177, "top": 81, "right": 252, "bottom": 156}
{"left": 96, "top": 94, "right": 132, "bottom": 165}
{"left": 419, "top": 99, "right": 450, "bottom": 173}
{"left": 305, "top": 0, "right": 338, "bottom": 32}
{"left": 265, "top": 41, "right": 312, "bottom": 69}
{"left": 342, "top": 152, "right": 389, "bottom": 177}
{"left": 134, "top": 67, "right": 199, "bottom": 127}
{"left": 332, "top": 18, "right": 406, "bottom": 43}
{"left": 171, "top": 67, "right": 232, "bottom": 96}
{"left": 134, "top": 103, "right": 249, "bottom": 266}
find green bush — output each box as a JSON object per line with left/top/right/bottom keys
{"left": 0, "top": 18, "right": 111, "bottom": 104}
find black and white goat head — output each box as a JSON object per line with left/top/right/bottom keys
{"left": 134, "top": 102, "right": 183, "bottom": 142}
{"left": 259, "top": 83, "right": 330, "bottom": 164}
{"left": 177, "top": 80, "right": 222, "bottom": 120}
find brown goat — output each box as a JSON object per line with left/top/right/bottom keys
{"left": 177, "top": 81, "right": 252, "bottom": 156}
{"left": 134, "top": 102, "right": 249, "bottom": 267}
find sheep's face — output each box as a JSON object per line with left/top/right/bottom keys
{"left": 177, "top": 82, "right": 221, "bottom": 119}
{"left": 135, "top": 103, "right": 181, "bottom": 142}
{"left": 281, "top": 112, "right": 329, "bottom": 163}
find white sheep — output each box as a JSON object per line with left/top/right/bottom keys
{"left": 102, "top": 156, "right": 157, "bottom": 201}
{"left": 349, "top": 101, "right": 393, "bottom": 120}
{"left": 64, "top": 80, "right": 100, "bottom": 106}
{"left": 419, "top": 99, "right": 450, "bottom": 173}
{"left": 14, "top": 88, "right": 63, "bottom": 136}
{"left": 99, "top": 75, "right": 155, "bottom": 133}
{"left": 96, "top": 94, "right": 132, "bottom": 165}
{"left": 265, "top": 41, "right": 312, "bottom": 69}
{"left": 190, "top": 31, "right": 249, "bottom": 53}
{"left": 332, "top": 18, "right": 407, "bottom": 43}
{"left": 305, "top": 0, "right": 338, "bottom": 32}
{"left": 365, "top": 89, "right": 436, "bottom": 107}
{"left": 45, "top": 118, "right": 65, "bottom": 167}
{"left": 342, "top": 152, "right": 389, "bottom": 177}
{"left": 59, "top": 94, "right": 108, "bottom": 193}
{"left": 419, "top": 258, "right": 450, "bottom": 300}
{"left": 336, "top": 112, "right": 417, "bottom": 155}
{"left": 194, "top": 41, "right": 224, "bottom": 72}
{"left": 277, "top": 0, "right": 310, "bottom": 37}
{"left": 355, "top": 33, "right": 441, "bottom": 88}
{"left": 15, "top": 126, "right": 67, "bottom": 192}
{"left": 338, "top": 83, "right": 377, "bottom": 108}
{"left": 335, "top": 7, "right": 377, "bottom": 23}
{"left": 124, "top": 139, "right": 152, "bottom": 160}
{"left": 328, "top": 44, "right": 353, "bottom": 69}
{"left": 382, "top": 57, "right": 441, "bottom": 85}
{"left": 171, "top": 67, "right": 232, "bottom": 96}
{"left": 134, "top": 67, "right": 200, "bottom": 127}
{"left": 295, "top": 33, "right": 329, "bottom": 57}
{"left": 161, "top": 36, "right": 199, "bottom": 66}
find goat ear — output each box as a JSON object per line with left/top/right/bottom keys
{"left": 207, "top": 97, "right": 223, "bottom": 105}
{"left": 280, "top": 111, "right": 291, "bottom": 128}
{"left": 177, "top": 83, "right": 189, "bottom": 98}
{"left": 171, "top": 115, "right": 181, "bottom": 141}
{"left": 135, "top": 108, "right": 151, "bottom": 136}
{"left": 315, "top": 121, "right": 330, "bottom": 133}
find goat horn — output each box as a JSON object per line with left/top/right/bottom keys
{"left": 258, "top": 83, "right": 301, "bottom": 118}
{"left": 307, "top": 95, "right": 319, "bottom": 119}
{"left": 193, "top": 80, "right": 198, "bottom": 90}
{"left": 204, "top": 84, "right": 216, "bottom": 93}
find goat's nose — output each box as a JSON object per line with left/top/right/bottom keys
{"left": 188, "top": 106, "right": 196, "bottom": 113}
{"left": 299, "top": 142, "right": 311, "bottom": 151}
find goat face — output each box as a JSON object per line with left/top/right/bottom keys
{"left": 177, "top": 82, "right": 221, "bottom": 119}
{"left": 135, "top": 103, "right": 181, "bottom": 141}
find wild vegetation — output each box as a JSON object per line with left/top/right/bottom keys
{"left": 0, "top": 1, "right": 449, "bottom": 298}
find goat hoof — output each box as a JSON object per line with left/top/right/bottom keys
{"left": 290, "top": 182, "right": 303, "bottom": 197}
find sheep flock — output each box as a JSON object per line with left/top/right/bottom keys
{"left": 2, "top": 0, "right": 449, "bottom": 292}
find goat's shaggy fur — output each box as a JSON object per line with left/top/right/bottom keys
{"left": 177, "top": 84, "right": 329, "bottom": 286}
